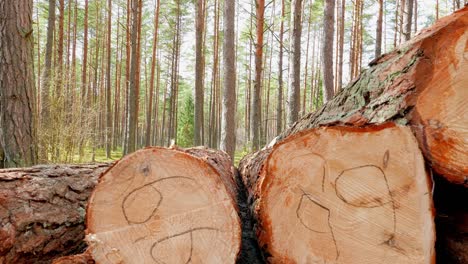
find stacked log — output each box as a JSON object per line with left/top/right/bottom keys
{"left": 56, "top": 147, "right": 242, "bottom": 264}
{"left": 239, "top": 6, "right": 467, "bottom": 264}
{"left": 0, "top": 163, "right": 110, "bottom": 264}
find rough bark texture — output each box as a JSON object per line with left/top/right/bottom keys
{"left": 0, "top": 163, "right": 111, "bottom": 263}
{"left": 251, "top": 0, "right": 265, "bottom": 150}
{"left": 287, "top": 0, "right": 302, "bottom": 126}
{"left": 194, "top": 0, "right": 205, "bottom": 146}
{"left": 275, "top": 7, "right": 468, "bottom": 184}
{"left": 0, "top": 0, "right": 38, "bottom": 168}
{"left": 220, "top": 0, "right": 236, "bottom": 159}
{"left": 322, "top": 0, "right": 335, "bottom": 102}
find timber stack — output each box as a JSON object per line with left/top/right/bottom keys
{"left": 0, "top": 6, "right": 467, "bottom": 264}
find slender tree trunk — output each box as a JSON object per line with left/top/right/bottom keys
{"left": 251, "top": 0, "right": 265, "bottom": 151}
{"left": 0, "top": 0, "right": 38, "bottom": 167}
{"left": 375, "top": 0, "right": 384, "bottom": 57}
{"left": 287, "top": 0, "right": 303, "bottom": 126}
{"left": 337, "top": 0, "right": 345, "bottom": 90}
{"left": 436, "top": 0, "right": 439, "bottom": 20}
{"left": 194, "top": 0, "right": 205, "bottom": 146}
{"left": 105, "top": 0, "right": 112, "bottom": 158}
{"left": 404, "top": 0, "right": 414, "bottom": 41}
{"left": 146, "top": 0, "right": 160, "bottom": 147}
{"left": 40, "top": 0, "right": 56, "bottom": 161}
{"left": 277, "top": 0, "right": 285, "bottom": 135}
{"left": 125, "top": 0, "right": 140, "bottom": 154}
{"left": 57, "top": 0, "right": 64, "bottom": 96}
{"left": 220, "top": 0, "right": 236, "bottom": 159}
{"left": 322, "top": 0, "right": 335, "bottom": 102}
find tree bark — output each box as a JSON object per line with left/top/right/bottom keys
{"left": 0, "top": 163, "right": 111, "bottom": 263}
{"left": 220, "top": 0, "right": 237, "bottom": 159}
{"left": 404, "top": 0, "right": 414, "bottom": 41}
{"left": 276, "top": 7, "right": 468, "bottom": 184}
{"left": 322, "top": 0, "right": 335, "bottom": 102}
{"left": 40, "top": 0, "right": 56, "bottom": 135}
{"left": 287, "top": 0, "right": 303, "bottom": 126}
{"left": 194, "top": 0, "right": 205, "bottom": 146}
{"left": 0, "top": 0, "right": 38, "bottom": 168}
{"left": 146, "top": 0, "right": 161, "bottom": 147}
{"left": 375, "top": 0, "right": 384, "bottom": 57}
{"left": 125, "top": 0, "right": 140, "bottom": 154}
{"left": 276, "top": 0, "right": 285, "bottom": 135}
{"left": 251, "top": 0, "right": 265, "bottom": 151}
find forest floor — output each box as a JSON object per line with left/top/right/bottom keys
{"left": 76, "top": 147, "right": 249, "bottom": 166}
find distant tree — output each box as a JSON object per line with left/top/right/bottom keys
{"left": 277, "top": 0, "right": 285, "bottom": 135}
{"left": 177, "top": 92, "right": 195, "bottom": 148}
{"left": 194, "top": 0, "right": 205, "bottom": 146}
{"left": 287, "top": 0, "right": 303, "bottom": 126}
{"left": 251, "top": 0, "right": 265, "bottom": 150}
{"left": 322, "top": 0, "right": 335, "bottom": 102}
{"left": 376, "top": 0, "right": 384, "bottom": 57}
{"left": 125, "top": 0, "right": 141, "bottom": 154}
{"left": 404, "top": 0, "right": 414, "bottom": 41}
{"left": 220, "top": 0, "right": 237, "bottom": 159}
{"left": 0, "top": 0, "right": 38, "bottom": 167}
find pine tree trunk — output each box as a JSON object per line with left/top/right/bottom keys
{"left": 0, "top": 0, "right": 38, "bottom": 168}
{"left": 322, "top": 0, "right": 335, "bottom": 102}
{"left": 287, "top": 0, "right": 303, "bottom": 126}
{"left": 194, "top": 0, "right": 205, "bottom": 146}
{"left": 251, "top": 0, "right": 265, "bottom": 150}
{"left": 220, "top": 0, "right": 236, "bottom": 159}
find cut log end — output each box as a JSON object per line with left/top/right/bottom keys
{"left": 412, "top": 11, "right": 468, "bottom": 183}
{"left": 253, "top": 125, "right": 435, "bottom": 263}
{"left": 85, "top": 147, "right": 241, "bottom": 263}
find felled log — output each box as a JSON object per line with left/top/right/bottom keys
{"left": 0, "top": 163, "right": 111, "bottom": 264}
{"left": 275, "top": 7, "right": 468, "bottom": 184}
{"left": 70, "top": 147, "right": 241, "bottom": 263}
{"left": 239, "top": 124, "right": 435, "bottom": 263}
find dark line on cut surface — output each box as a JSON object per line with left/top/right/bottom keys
{"left": 334, "top": 164, "right": 397, "bottom": 244}
{"left": 296, "top": 188, "right": 340, "bottom": 260}
{"left": 121, "top": 176, "right": 196, "bottom": 224}
{"left": 149, "top": 227, "right": 220, "bottom": 264}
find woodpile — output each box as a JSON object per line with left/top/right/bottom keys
{"left": 0, "top": 6, "right": 466, "bottom": 264}
{"left": 56, "top": 147, "right": 242, "bottom": 263}
{"left": 238, "top": 6, "right": 467, "bottom": 264}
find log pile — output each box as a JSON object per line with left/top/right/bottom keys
{"left": 56, "top": 147, "right": 242, "bottom": 263}
{"left": 0, "top": 6, "right": 466, "bottom": 264}
{"left": 0, "top": 163, "right": 110, "bottom": 264}
{"left": 238, "top": 6, "right": 467, "bottom": 264}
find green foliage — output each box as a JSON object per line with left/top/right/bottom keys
{"left": 176, "top": 86, "right": 194, "bottom": 148}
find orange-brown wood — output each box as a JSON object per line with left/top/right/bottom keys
{"left": 275, "top": 7, "right": 468, "bottom": 185}
{"left": 241, "top": 125, "right": 435, "bottom": 263}
{"left": 84, "top": 147, "right": 241, "bottom": 263}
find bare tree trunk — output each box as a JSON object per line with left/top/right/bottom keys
{"left": 404, "top": 0, "right": 414, "bottom": 41}
{"left": 251, "top": 0, "right": 265, "bottom": 151}
{"left": 125, "top": 0, "right": 140, "bottom": 154}
{"left": 277, "top": 0, "right": 285, "bottom": 136}
{"left": 287, "top": 0, "right": 303, "bottom": 126}
{"left": 322, "top": 0, "right": 335, "bottom": 102}
{"left": 220, "top": 0, "right": 236, "bottom": 159}
{"left": 0, "top": 0, "right": 38, "bottom": 167}
{"left": 375, "top": 0, "right": 384, "bottom": 57}
{"left": 105, "top": 0, "right": 112, "bottom": 158}
{"left": 194, "top": 0, "right": 205, "bottom": 146}
{"left": 146, "top": 0, "right": 161, "bottom": 147}
{"left": 337, "top": 0, "right": 345, "bottom": 90}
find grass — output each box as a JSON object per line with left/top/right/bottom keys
{"left": 71, "top": 147, "right": 123, "bottom": 163}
